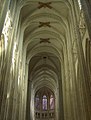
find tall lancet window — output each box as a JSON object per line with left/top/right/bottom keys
{"left": 50, "top": 95, "right": 54, "bottom": 110}
{"left": 35, "top": 95, "right": 40, "bottom": 110}
{"left": 42, "top": 95, "right": 47, "bottom": 110}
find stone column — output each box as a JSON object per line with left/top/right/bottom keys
{"left": 0, "top": 2, "right": 22, "bottom": 120}
{"left": 26, "top": 79, "right": 31, "bottom": 120}
{"left": 65, "top": 24, "right": 79, "bottom": 120}
{"left": 63, "top": 44, "right": 73, "bottom": 120}
{"left": 72, "top": 2, "right": 91, "bottom": 119}
{"left": 0, "top": 34, "right": 6, "bottom": 112}
{"left": 58, "top": 70, "right": 64, "bottom": 120}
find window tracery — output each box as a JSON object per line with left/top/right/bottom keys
{"left": 35, "top": 88, "right": 55, "bottom": 120}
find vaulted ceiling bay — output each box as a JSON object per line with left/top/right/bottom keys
{"left": 19, "top": 1, "right": 81, "bottom": 120}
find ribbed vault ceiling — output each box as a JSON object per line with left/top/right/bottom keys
{"left": 19, "top": 0, "right": 72, "bottom": 92}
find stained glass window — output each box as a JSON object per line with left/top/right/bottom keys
{"left": 42, "top": 95, "right": 47, "bottom": 110}
{"left": 35, "top": 95, "right": 40, "bottom": 110}
{"left": 35, "top": 88, "right": 55, "bottom": 120}
{"left": 50, "top": 95, "right": 54, "bottom": 109}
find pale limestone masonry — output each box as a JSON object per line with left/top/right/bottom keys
{"left": 0, "top": 0, "right": 91, "bottom": 120}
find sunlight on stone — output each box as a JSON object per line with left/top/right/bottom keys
{"left": 78, "top": 0, "right": 82, "bottom": 10}
{"left": 12, "top": 42, "right": 17, "bottom": 69}
{"left": 2, "top": 10, "right": 11, "bottom": 50}
{"left": 7, "top": 93, "right": 10, "bottom": 99}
